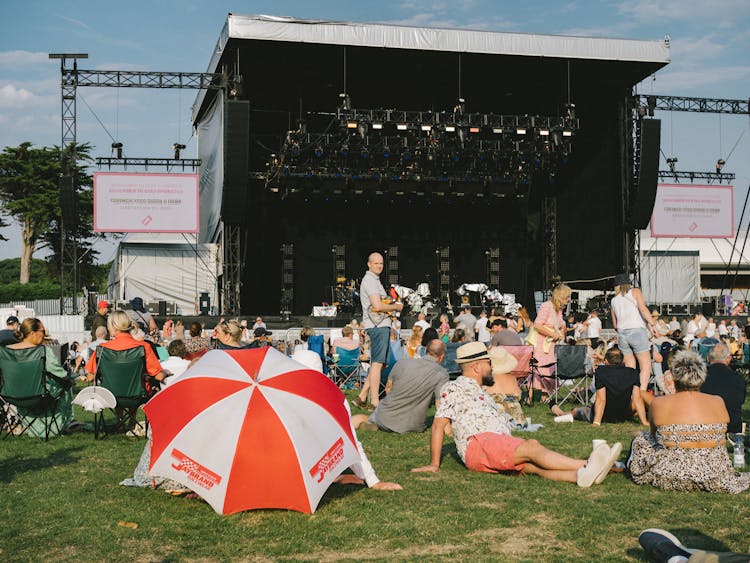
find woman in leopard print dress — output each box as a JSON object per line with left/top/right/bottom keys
{"left": 628, "top": 349, "right": 750, "bottom": 493}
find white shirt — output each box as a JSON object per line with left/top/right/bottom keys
{"left": 705, "top": 322, "right": 716, "bottom": 338}
{"left": 475, "top": 317, "right": 490, "bottom": 343}
{"left": 611, "top": 290, "right": 646, "bottom": 331}
{"left": 718, "top": 322, "right": 728, "bottom": 336}
{"left": 586, "top": 316, "right": 602, "bottom": 338}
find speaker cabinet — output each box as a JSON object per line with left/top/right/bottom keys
{"left": 222, "top": 100, "right": 250, "bottom": 224}
{"left": 630, "top": 118, "right": 661, "bottom": 229}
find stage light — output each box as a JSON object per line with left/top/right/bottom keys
{"left": 314, "top": 146, "right": 324, "bottom": 158}
{"left": 421, "top": 125, "right": 432, "bottom": 132}
{"left": 666, "top": 157, "right": 678, "bottom": 173}
{"left": 516, "top": 128, "right": 527, "bottom": 135}
{"left": 539, "top": 129, "right": 550, "bottom": 136}
{"left": 562, "top": 130, "right": 573, "bottom": 137}
{"left": 172, "top": 143, "right": 186, "bottom": 159}
{"left": 492, "top": 127, "right": 503, "bottom": 134}
{"left": 338, "top": 92, "right": 351, "bottom": 110}
{"left": 716, "top": 158, "right": 726, "bottom": 173}
{"left": 397, "top": 124, "right": 408, "bottom": 131}
{"left": 445, "top": 126, "right": 456, "bottom": 133}
{"left": 346, "top": 121, "right": 357, "bottom": 129}
{"left": 360, "top": 147, "right": 369, "bottom": 159}
{"left": 111, "top": 142, "right": 123, "bottom": 158}
{"left": 372, "top": 123, "right": 383, "bottom": 130}
{"left": 340, "top": 144, "right": 349, "bottom": 157}
{"left": 469, "top": 127, "right": 480, "bottom": 134}
{"left": 383, "top": 146, "right": 391, "bottom": 159}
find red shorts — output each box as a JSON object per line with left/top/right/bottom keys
{"left": 464, "top": 432, "right": 526, "bottom": 473}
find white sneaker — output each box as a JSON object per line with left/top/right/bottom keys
{"left": 577, "top": 443, "right": 610, "bottom": 487}
{"left": 594, "top": 442, "right": 622, "bottom": 484}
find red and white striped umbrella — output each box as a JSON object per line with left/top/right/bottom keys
{"left": 144, "top": 347, "right": 360, "bottom": 514}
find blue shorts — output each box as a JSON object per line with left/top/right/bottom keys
{"left": 617, "top": 327, "right": 650, "bottom": 355}
{"left": 367, "top": 326, "right": 391, "bottom": 365}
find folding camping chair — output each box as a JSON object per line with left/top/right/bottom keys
{"left": 0, "top": 346, "right": 65, "bottom": 441}
{"left": 306, "top": 334, "right": 328, "bottom": 375}
{"left": 552, "top": 344, "right": 591, "bottom": 406}
{"left": 94, "top": 346, "right": 151, "bottom": 439}
{"left": 329, "top": 347, "right": 363, "bottom": 389}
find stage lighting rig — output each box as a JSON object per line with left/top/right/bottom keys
{"left": 173, "top": 143, "right": 186, "bottom": 159}
{"left": 111, "top": 142, "right": 123, "bottom": 158}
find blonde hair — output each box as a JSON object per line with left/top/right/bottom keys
{"left": 550, "top": 284, "right": 572, "bottom": 311}
{"left": 108, "top": 310, "right": 133, "bottom": 334}
{"left": 218, "top": 319, "right": 243, "bottom": 341}
{"left": 615, "top": 284, "right": 633, "bottom": 296}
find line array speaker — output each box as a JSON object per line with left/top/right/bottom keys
{"left": 630, "top": 118, "right": 661, "bottom": 229}
{"left": 223, "top": 100, "right": 250, "bottom": 224}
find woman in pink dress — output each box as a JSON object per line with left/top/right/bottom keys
{"left": 532, "top": 284, "right": 571, "bottom": 399}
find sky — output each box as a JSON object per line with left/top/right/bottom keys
{"left": 1, "top": 0, "right": 749, "bottom": 264}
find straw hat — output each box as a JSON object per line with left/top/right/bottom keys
{"left": 455, "top": 341, "right": 490, "bottom": 364}
{"left": 488, "top": 347, "right": 518, "bottom": 375}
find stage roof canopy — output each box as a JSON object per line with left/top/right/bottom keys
{"left": 193, "top": 13, "right": 670, "bottom": 122}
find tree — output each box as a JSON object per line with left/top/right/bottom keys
{"left": 0, "top": 142, "right": 96, "bottom": 283}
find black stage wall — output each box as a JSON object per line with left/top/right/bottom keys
{"left": 211, "top": 41, "right": 661, "bottom": 315}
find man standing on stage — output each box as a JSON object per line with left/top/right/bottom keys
{"left": 354, "top": 252, "right": 403, "bottom": 409}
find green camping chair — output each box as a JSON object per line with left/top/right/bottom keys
{"left": 94, "top": 346, "right": 150, "bottom": 439}
{"left": 0, "top": 346, "right": 64, "bottom": 441}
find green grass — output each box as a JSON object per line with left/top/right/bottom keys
{"left": 1, "top": 391, "right": 749, "bottom": 562}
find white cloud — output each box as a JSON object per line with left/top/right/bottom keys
{"left": 57, "top": 14, "right": 91, "bottom": 30}
{"left": 619, "top": 0, "right": 750, "bottom": 28}
{"left": 669, "top": 35, "right": 728, "bottom": 62}
{"left": 0, "top": 84, "right": 38, "bottom": 108}
{"left": 641, "top": 65, "right": 750, "bottom": 91}
{"left": 0, "top": 50, "right": 49, "bottom": 70}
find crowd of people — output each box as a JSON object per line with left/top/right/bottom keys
{"left": 0, "top": 261, "right": 748, "bottom": 551}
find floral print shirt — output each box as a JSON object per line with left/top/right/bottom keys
{"left": 435, "top": 376, "right": 513, "bottom": 462}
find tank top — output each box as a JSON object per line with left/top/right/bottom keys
{"left": 611, "top": 289, "right": 646, "bottom": 331}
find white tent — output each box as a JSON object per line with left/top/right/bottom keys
{"left": 108, "top": 233, "right": 219, "bottom": 315}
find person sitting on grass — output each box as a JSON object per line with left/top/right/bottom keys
{"left": 628, "top": 349, "right": 750, "bottom": 493}
{"left": 550, "top": 346, "right": 648, "bottom": 426}
{"left": 483, "top": 346, "right": 526, "bottom": 425}
{"left": 411, "top": 341, "right": 622, "bottom": 487}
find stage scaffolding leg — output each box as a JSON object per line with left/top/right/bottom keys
{"left": 222, "top": 223, "right": 242, "bottom": 315}
{"left": 542, "top": 197, "right": 558, "bottom": 290}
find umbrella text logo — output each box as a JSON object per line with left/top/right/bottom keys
{"left": 171, "top": 448, "right": 223, "bottom": 490}
{"left": 309, "top": 437, "right": 345, "bottom": 483}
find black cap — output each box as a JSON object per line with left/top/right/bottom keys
{"left": 254, "top": 327, "right": 272, "bottom": 338}
{"left": 614, "top": 273, "right": 631, "bottom": 286}
{"left": 6, "top": 316, "right": 19, "bottom": 325}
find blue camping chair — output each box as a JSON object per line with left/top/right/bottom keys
{"left": 441, "top": 342, "right": 462, "bottom": 379}
{"left": 330, "top": 347, "right": 362, "bottom": 389}
{"left": 306, "top": 334, "right": 327, "bottom": 375}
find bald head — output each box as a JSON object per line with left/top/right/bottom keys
{"left": 367, "top": 252, "right": 384, "bottom": 275}
{"left": 425, "top": 338, "right": 446, "bottom": 360}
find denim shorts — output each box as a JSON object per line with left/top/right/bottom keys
{"left": 617, "top": 327, "right": 650, "bottom": 355}
{"left": 366, "top": 326, "right": 391, "bottom": 365}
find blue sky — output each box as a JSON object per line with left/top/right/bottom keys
{"left": 2, "top": 0, "right": 749, "bottom": 262}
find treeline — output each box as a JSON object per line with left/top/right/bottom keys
{"left": 0, "top": 258, "right": 111, "bottom": 301}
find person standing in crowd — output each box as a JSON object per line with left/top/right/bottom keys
{"left": 531, "top": 284, "right": 571, "bottom": 400}
{"left": 90, "top": 300, "right": 109, "bottom": 340}
{"left": 413, "top": 312, "right": 431, "bottom": 332}
{"left": 355, "top": 252, "right": 403, "bottom": 409}
{"left": 0, "top": 315, "right": 20, "bottom": 346}
{"left": 583, "top": 310, "right": 602, "bottom": 348}
{"left": 475, "top": 310, "right": 490, "bottom": 345}
{"left": 610, "top": 273, "right": 658, "bottom": 391}
{"left": 453, "top": 305, "right": 477, "bottom": 341}
{"left": 126, "top": 297, "right": 158, "bottom": 336}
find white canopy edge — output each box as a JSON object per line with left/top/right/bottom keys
{"left": 193, "top": 14, "right": 670, "bottom": 122}
{"left": 229, "top": 14, "right": 670, "bottom": 62}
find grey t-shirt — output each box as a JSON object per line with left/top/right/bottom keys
{"left": 360, "top": 270, "right": 390, "bottom": 329}
{"left": 454, "top": 312, "right": 477, "bottom": 340}
{"left": 490, "top": 330, "right": 523, "bottom": 346}
{"left": 372, "top": 356, "right": 449, "bottom": 433}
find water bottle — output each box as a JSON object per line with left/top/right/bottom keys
{"left": 734, "top": 434, "right": 745, "bottom": 469}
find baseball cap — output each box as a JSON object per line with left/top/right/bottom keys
{"left": 254, "top": 327, "right": 272, "bottom": 338}
{"left": 97, "top": 300, "right": 109, "bottom": 309}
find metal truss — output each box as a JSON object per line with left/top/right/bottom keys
{"left": 222, "top": 224, "right": 242, "bottom": 316}
{"left": 96, "top": 157, "right": 202, "bottom": 171}
{"left": 542, "top": 197, "right": 558, "bottom": 290}
{"left": 71, "top": 69, "right": 225, "bottom": 89}
{"left": 657, "top": 171, "right": 736, "bottom": 183}
{"left": 635, "top": 94, "right": 750, "bottom": 115}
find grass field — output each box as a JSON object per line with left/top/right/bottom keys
{"left": 1, "top": 390, "right": 749, "bottom": 562}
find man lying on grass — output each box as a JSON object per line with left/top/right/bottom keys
{"left": 411, "top": 342, "right": 621, "bottom": 487}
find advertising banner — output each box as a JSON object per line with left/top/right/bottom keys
{"left": 94, "top": 172, "right": 200, "bottom": 233}
{"left": 650, "top": 184, "right": 733, "bottom": 238}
